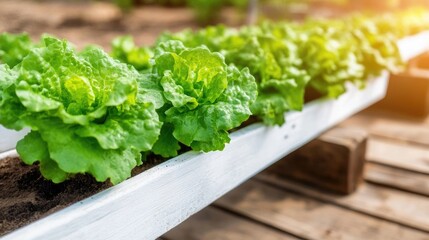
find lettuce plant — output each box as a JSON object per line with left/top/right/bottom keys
{"left": 0, "top": 37, "right": 162, "bottom": 184}
{"left": 149, "top": 40, "right": 257, "bottom": 157}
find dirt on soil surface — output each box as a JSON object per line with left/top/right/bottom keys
{"left": 0, "top": 155, "right": 164, "bottom": 236}
{"left": 0, "top": 157, "right": 109, "bottom": 236}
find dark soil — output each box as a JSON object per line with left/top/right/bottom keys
{"left": 0, "top": 155, "right": 164, "bottom": 236}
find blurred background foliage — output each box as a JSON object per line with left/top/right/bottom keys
{"left": 109, "top": 0, "right": 429, "bottom": 25}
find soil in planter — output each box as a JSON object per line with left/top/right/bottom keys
{"left": 0, "top": 155, "right": 164, "bottom": 236}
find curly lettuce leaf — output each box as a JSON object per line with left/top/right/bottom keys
{"left": 76, "top": 103, "right": 160, "bottom": 151}
{"left": 18, "top": 121, "right": 141, "bottom": 184}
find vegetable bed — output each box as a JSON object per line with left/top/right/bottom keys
{"left": 1, "top": 8, "right": 429, "bottom": 239}
{"left": 0, "top": 30, "right": 427, "bottom": 239}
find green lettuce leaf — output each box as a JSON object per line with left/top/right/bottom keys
{"left": 151, "top": 122, "right": 181, "bottom": 158}
{"left": 17, "top": 130, "right": 69, "bottom": 183}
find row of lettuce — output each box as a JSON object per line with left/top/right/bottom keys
{"left": 0, "top": 9, "right": 427, "bottom": 184}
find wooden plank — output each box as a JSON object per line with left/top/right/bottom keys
{"left": 2, "top": 72, "right": 389, "bottom": 240}
{"left": 366, "top": 138, "right": 429, "bottom": 175}
{"left": 369, "top": 121, "right": 429, "bottom": 147}
{"left": 365, "top": 163, "right": 429, "bottom": 197}
{"left": 164, "top": 207, "right": 297, "bottom": 240}
{"left": 371, "top": 121, "right": 429, "bottom": 146}
{"left": 257, "top": 174, "right": 429, "bottom": 233}
{"left": 271, "top": 127, "right": 367, "bottom": 194}
{"left": 340, "top": 112, "right": 429, "bottom": 147}
{"left": 215, "top": 180, "right": 429, "bottom": 240}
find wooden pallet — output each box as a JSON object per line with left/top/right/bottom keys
{"left": 166, "top": 111, "right": 429, "bottom": 240}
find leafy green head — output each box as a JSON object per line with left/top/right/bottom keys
{"left": 0, "top": 36, "right": 162, "bottom": 184}
{"left": 150, "top": 40, "right": 257, "bottom": 157}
